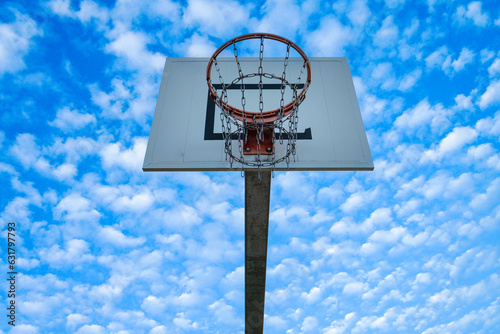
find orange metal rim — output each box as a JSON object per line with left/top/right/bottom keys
{"left": 206, "top": 33, "right": 311, "bottom": 124}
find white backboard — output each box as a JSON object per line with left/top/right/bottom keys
{"left": 143, "top": 57, "right": 373, "bottom": 171}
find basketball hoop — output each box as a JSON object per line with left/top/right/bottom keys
{"left": 206, "top": 33, "right": 311, "bottom": 172}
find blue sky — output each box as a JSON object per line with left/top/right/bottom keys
{"left": 1, "top": 0, "right": 500, "bottom": 333}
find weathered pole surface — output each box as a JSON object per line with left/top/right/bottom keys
{"left": 245, "top": 170, "right": 271, "bottom": 334}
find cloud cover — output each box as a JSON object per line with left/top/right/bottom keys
{"left": 1, "top": 0, "right": 500, "bottom": 333}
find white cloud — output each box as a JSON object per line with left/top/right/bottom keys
{"left": 39, "top": 239, "right": 94, "bottom": 268}
{"left": 301, "top": 316, "right": 319, "bottom": 332}
{"left": 75, "top": 324, "right": 107, "bottom": 334}
{"left": 0, "top": 11, "right": 42, "bottom": 75}
{"left": 403, "top": 18, "right": 420, "bottom": 38}
{"left": 318, "top": 240, "right": 358, "bottom": 263}
{"left": 330, "top": 208, "right": 393, "bottom": 236}
{"left": 221, "top": 265, "right": 244, "bottom": 291}
{"left": 354, "top": 76, "right": 402, "bottom": 124}
{"left": 373, "top": 16, "right": 399, "bottom": 48}
{"left": 398, "top": 69, "right": 422, "bottom": 91}
{"left": 438, "top": 127, "right": 478, "bottom": 156}
{"left": 98, "top": 226, "right": 146, "bottom": 247}
{"left": 425, "top": 46, "right": 451, "bottom": 71}
{"left": 209, "top": 300, "right": 240, "bottom": 326}
{"left": 467, "top": 143, "right": 494, "bottom": 161}
{"left": 307, "top": 16, "right": 354, "bottom": 56}
{"left": 402, "top": 230, "right": 429, "bottom": 247}
{"left": 385, "top": 0, "right": 405, "bottom": 9}
{"left": 173, "top": 312, "right": 200, "bottom": 330}
{"left": 47, "top": 0, "right": 72, "bottom": 16}
{"left": 11, "top": 145, "right": 77, "bottom": 181}
{"left": 367, "top": 63, "right": 421, "bottom": 92}
{"left": 67, "top": 314, "right": 89, "bottom": 331}
{"left": 480, "top": 49, "right": 495, "bottom": 63}
{"left": 347, "top": 0, "right": 371, "bottom": 27}
{"left": 1, "top": 197, "right": 32, "bottom": 225}
{"left": 413, "top": 272, "right": 432, "bottom": 286}
{"left": 372, "top": 62, "right": 396, "bottom": 89}
{"left": 318, "top": 182, "right": 344, "bottom": 203}
{"left": 111, "top": 78, "right": 156, "bottom": 123}
{"left": 175, "top": 33, "right": 216, "bottom": 57}
{"left": 105, "top": 30, "right": 164, "bottom": 73}
{"left": 252, "top": 0, "right": 305, "bottom": 38}
{"left": 479, "top": 208, "right": 500, "bottom": 231}
{"left": 395, "top": 99, "right": 451, "bottom": 134}
{"left": 470, "top": 178, "right": 500, "bottom": 211}
{"left": 17, "top": 257, "right": 41, "bottom": 270}
{"left": 49, "top": 107, "right": 97, "bottom": 131}
{"left": 488, "top": 58, "right": 500, "bottom": 77}
{"left": 324, "top": 312, "right": 357, "bottom": 334}
{"left": 445, "top": 173, "right": 476, "bottom": 198}
{"left": 454, "top": 93, "right": 473, "bottom": 110}
{"left": 17, "top": 273, "right": 68, "bottom": 292}
{"left": 275, "top": 172, "right": 315, "bottom": 202}
{"left": 48, "top": 0, "right": 109, "bottom": 26}
{"left": 398, "top": 40, "right": 422, "bottom": 62}
{"left": 8, "top": 135, "right": 79, "bottom": 179}
{"left": 111, "top": 190, "right": 154, "bottom": 213}
{"left": 417, "top": 173, "right": 449, "bottom": 199}
{"left": 54, "top": 193, "right": 101, "bottom": 222}
{"left": 162, "top": 205, "right": 202, "bottom": 230}
{"left": 455, "top": 1, "right": 490, "bottom": 27}
{"left": 149, "top": 325, "right": 168, "bottom": 334}
{"left": 479, "top": 79, "right": 500, "bottom": 109}
{"left": 475, "top": 111, "right": 500, "bottom": 135}
{"left": 150, "top": 0, "right": 181, "bottom": 18}
{"left": 340, "top": 187, "right": 381, "bottom": 213}
{"left": 51, "top": 137, "right": 99, "bottom": 163}
{"left": 99, "top": 137, "right": 147, "bottom": 172}
{"left": 486, "top": 154, "right": 500, "bottom": 170}
{"left": 168, "top": 291, "right": 200, "bottom": 307}
{"left": 183, "top": 0, "right": 250, "bottom": 37}
{"left": 368, "top": 226, "right": 407, "bottom": 244}
{"left": 52, "top": 163, "right": 78, "bottom": 181}
{"left": 422, "top": 126, "right": 478, "bottom": 162}
{"left": 266, "top": 287, "right": 291, "bottom": 307}
{"left": 352, "top": 75, "right": 367, "bottom": 96}
{"left": 6, "top": 324, "right": 40, "bottom": 333}
{"left": 363, "top": 207, "right": 393, "bottom": 228}
{"left": 425, "top": 46, "right": 476, "bottom": 75}
{"left": 457, "top": 222, "right": 482, "bottom": 239}
{"left": 95, "top": 78, "right": 131, "bottom": 105}
{"left": 182, "top": 225, "right": 241, "bottom": 264}
{"left": 265, "top": 315, "right": 288, "bottom": 331}
{"left": 428, "top": 274, "right": 499, "bottom": 307}
{"left": 75, "top": 0, "right": 109, "bottom": 24}
{"left": 268, "top": 258, "right": 309, "bottom": 281}
{"left": 360, "top": 93, "right": 391, "bottom": 123}
{"left": 343, "top": 281, "right": 368, "bottom": 295}
{"left": 89, "top": 78, "right": 155, "bottom": 121}
{"left": 301, "top": 286, "right": 322, "bottom": 303}
{"left": 9, "top": 133, "right": 40, "bottom": 169}
{"left": 394, "top": 198, "right": 422, "bottom": 218}
{"left": 422, "top": 299, "right": 500, "bottom": 334}
{"left": 451, "top": 48, "right": 475, "bottom": 72}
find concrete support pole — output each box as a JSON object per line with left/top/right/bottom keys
{"left": 245, "top": 170, "right": 271, "bottom": 334}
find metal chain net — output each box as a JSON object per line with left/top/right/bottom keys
{"left": 209, "top": 37, "right": 308, "bottom": 174}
